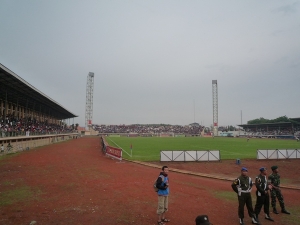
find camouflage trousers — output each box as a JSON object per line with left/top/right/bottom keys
{"left": 270, "top": 189, "right": 285, "bottom": 209}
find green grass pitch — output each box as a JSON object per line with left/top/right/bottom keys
{"left": 105, "top": 136, "right": 300, "bottom": 161}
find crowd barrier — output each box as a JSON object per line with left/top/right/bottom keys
{"left": 160, "top": 150, "right": 220, "bottom": 162}
{"left": 1, "top": 130, "right": 74, "bottom": 138}
{"left": 257, "top": 149, "right": 300, "bottom": 159}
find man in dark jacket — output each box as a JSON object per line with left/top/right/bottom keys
{"left": 254, "top": 167, "right": 274, "bottom": 223}
{"left": 231, "top": 167, "right": 258, "bottom": 225}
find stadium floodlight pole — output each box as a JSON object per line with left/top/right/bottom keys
{"left": 85, "top": 72, "right": 94, "bottom": 130}
{"left": 241, "top": 110, "right": 243, "bottom": 125}
{"left": 212, "top": 80, "right": 218, "bottom": 137}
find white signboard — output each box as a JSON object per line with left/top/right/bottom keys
{"left": 160, "top": 150, "right": 220, "bottom": 162}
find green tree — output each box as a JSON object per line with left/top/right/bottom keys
{"left": 248, "top": 116, "right": 290, "bottom": 124}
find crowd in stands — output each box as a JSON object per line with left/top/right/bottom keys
{"left": 218, "top": 126, "right": 239, "bottom": 132}
{"left": 1, "top": 114, "right": 74, "bottom": 137}
{"left": 93, "top": 124, "right": 204, "bottom": 135}
{"left": 241, "top": 127, "right": 300, "bottom": 137}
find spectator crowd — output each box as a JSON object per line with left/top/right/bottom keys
{"left": 1, "top": 114, "right": 74, "bottom": 137}
{"left": 241, "top": 127, "right": 300, "bottom": 137}
{"left": 93, "top": 124, "right": 204, "bottom": 135}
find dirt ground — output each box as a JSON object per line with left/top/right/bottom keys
{"left": 0, "top": 137, "right": 299, "bottom": 225}
{"left": 148, "top": 158, "right": 300, "bottom": 187}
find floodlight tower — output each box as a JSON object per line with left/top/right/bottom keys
{"left": 85, "top": 72, "right": 94, "bottom": 130}
{"left": 212, "top": 80, "right": 218, "bottom": 137}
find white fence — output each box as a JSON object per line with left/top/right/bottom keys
{"left": 257, "top": 149, "right": 300, "bottom": 159}
{"left": 160, "top": 150, "right": 220, "bottom": 162}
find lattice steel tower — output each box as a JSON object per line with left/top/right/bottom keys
{"left": 85, "top": 72, "right": 94, "bottom": 130}
{"left": 212, "top": 80, "right": 218, "bottom": 136}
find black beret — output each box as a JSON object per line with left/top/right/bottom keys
{"left": 271, "top": 166, "right": 278, "bottom": 170}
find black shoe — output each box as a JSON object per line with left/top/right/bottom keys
{"left": 273, "top": 208, "right": 279, "bottom": 214}
{"left": 255, "top": 214, "right": 260, "bottom": 223}
{"left": 265, "top": 214, "right": 274, "bottom": 221}
{"left": 239, "top": 218, "right": 244, "bottom": 225}
{"left": 252, "top": 217, "right": 259, "bottom": 224}
{"left": 281, "top": 209, "right": 290, "bottom": 214}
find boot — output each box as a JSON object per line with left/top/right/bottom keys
{"left": 239, "top": 218, "right": 245, "bottom": 225}
{"left": 252, "top": 216, "right": 259, "bottom": 224}
{"left": 265, "top": 214, "right": 274, "bottom": 221}
{"left": 281, "top": 208, "right": 290, "bottom": 214}
{"left": 273, "top": 208, "right": 279, "bottom": 214}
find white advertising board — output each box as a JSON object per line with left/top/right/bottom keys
{"left": 160, "top": 150, "right": 220, "bottom": 162}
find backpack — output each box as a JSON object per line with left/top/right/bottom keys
{"left": 153, "top": 175, "right": 163, "bottom": 192}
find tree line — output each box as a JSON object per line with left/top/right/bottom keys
{"left": 247, "top": 116, "right": 299, "bottom": 125}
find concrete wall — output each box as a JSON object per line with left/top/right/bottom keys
{"left": 0, "top": 133, "right": 79, "bottom": 155}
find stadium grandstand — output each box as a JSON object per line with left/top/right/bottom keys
{"left": 238, "top": 117, "right": 300, "bottom": 139}
{"left": 0, "top": 63, "right": 78, "bottom": 138}
{"left": 93, "top": 123, "right": 204, "bottom": 136}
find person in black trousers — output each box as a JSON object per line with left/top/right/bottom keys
{"left": 232, "top": 167, "right": 258, "bottom": 225}
{"left": 254, "top": 167, "right": 274, "bottom": 223}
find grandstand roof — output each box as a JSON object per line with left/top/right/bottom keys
{"left": 189, "top": 122, "right": 200, "bottom": 127}
{"left": 290, "top": 118, "right": 300, "bottom": 123}
{"left": 0, "top": 63, "right": 77, "bottom": 119}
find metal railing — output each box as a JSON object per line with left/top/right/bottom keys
{"left": 1, "top": 130, "right": 75, "bottom": 138}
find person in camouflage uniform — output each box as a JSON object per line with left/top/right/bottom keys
{"left": 254, "top": 167, "right": 274, "bottom": 223}
{"left": 231, "top": 167, "right": 258, "bottom": 225}
{"left": 268, "top": 165, "right": 290, "bottom": 215}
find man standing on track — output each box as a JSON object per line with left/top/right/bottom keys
{"left": 231, "top": 167, "right": 259, "bottom": 225}
{"left": 156, "top": 165, "right": 170, "bottom": 225}
{"left": 254, "top": 167, "right": 274, "bottom": 223}
{"left": 268, "top": 165, "right": 290, "bottom": 215}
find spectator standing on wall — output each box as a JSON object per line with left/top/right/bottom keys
{"left": 7, "top": 142, "right": 12, "bottom": 151}
{"left": 156, "top": 166, "right": 170, "bottom": 225}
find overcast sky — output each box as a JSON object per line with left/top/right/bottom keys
{"left": 1, "top": 1, "right": 299, "bottom": 127}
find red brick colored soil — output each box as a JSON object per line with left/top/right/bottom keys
{"left": 149, "top": 158, "right": 300, "bottom": 187}
{"left": 0, "top": 137, "right": 299, "bottom": 225}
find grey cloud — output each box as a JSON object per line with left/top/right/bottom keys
{"left": 273, "top": 2, "right": 299, "bottom": 15}
{"left": 271, "top": 29, "right": 285, "bottom": 37}
{"left": 290, "top": 61, "right": 300, "bottom": 68}
{"left": 1, "top": 1, "right": 300, "bottom": 127}
{"left": 204, "top": 64, "right": 231, "bottom": 72}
